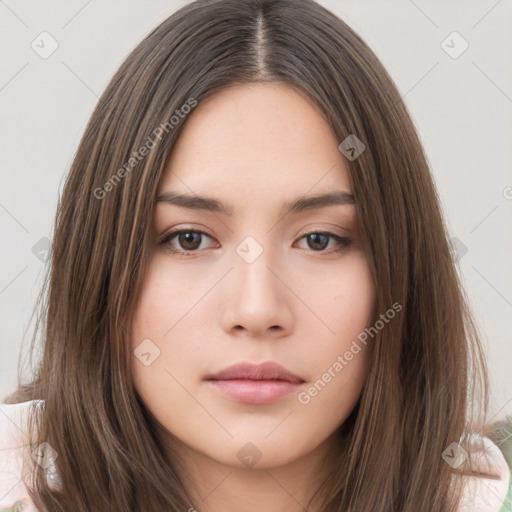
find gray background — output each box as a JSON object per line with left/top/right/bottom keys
{"left": 1, "top": 0, "right": 511, "bottom": 421}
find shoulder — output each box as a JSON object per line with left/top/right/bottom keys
{"left": 0, "top": 400, "right": 44, "bottom": 512}
{"left": 458, "top": 434, "right": 511, "bottom": 511}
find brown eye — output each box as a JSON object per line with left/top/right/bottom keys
{"left": 176, "top": 231, "right": 202, "bottom": 251}
{"left": 306, "top": 233, "right": 329, "bottom": 251}
{"left": 297, "top": 232, "right": 353, "bottom": 253}
{"left": 158, "top": 229, "right": 352, "bottom": 257}
{"left": 159, "top": 229, "right": 214, "bottom": 255}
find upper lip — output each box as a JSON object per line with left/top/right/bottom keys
{"left": 205, "top": 362, "right": 305, "bottom": 383}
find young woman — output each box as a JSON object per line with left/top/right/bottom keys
{"left": 1, "top": 0, "right": 510, "bottom": 511}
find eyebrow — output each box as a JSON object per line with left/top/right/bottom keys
{"left": 156, "top": 190, "right": 355, "bottom": 217}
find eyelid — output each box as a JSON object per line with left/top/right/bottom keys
{"left": 158, "top": 225, "right": 354, "bottom": 256}
{"left": 158, "top": 226, "right": 216, "bottom": 247}
{"left": 294, "top": 231, "right": 353, "bottom": 252}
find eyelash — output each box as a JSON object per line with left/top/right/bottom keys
{"left": 158, "top": 228, "right": 353, "bottom": 257}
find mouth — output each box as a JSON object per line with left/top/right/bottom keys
{"left": 204, "top": 361, "right": 305, "bottom": 405}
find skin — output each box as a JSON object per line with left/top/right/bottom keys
{"left": 130, "top": 82, "right": 376, "bottom": 512}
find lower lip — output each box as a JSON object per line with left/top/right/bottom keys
{"left": 207, "top": 379, "right": 302, "bottom": 405}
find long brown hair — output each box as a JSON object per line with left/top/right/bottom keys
{"left": 6, "top": 0, "right": 490, "bottom": 510}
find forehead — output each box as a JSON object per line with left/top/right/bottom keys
{"left": 159, "top": 83, "right": 352, "bottom": 205}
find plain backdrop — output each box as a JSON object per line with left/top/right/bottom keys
{"left": 1, "top": 0, "right": 511, "bottom": 421}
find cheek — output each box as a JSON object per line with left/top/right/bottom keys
{"left": 294, "top": 254, "right": 375, "bottom": 412}
{"left": 129, "top": 259, "right": 199, "bottom": 396}
{"left": 130, "top": 253, "right": 203, "bottom": 342}
{"left": 131, "top": 250, "right": 376, "bottom": 380}
{"left": 304, "top": 251, "right": 376, "bottom": 341}
{"left": 128, "top": 249, "right": 377, "bottom": 468}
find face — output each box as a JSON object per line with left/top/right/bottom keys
{"left": 130, "top": 83, "right": 376, "bottom": 472}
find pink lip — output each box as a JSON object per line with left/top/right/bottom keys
{"left": 204, "top": 362, "right": 305, "bottom": 405}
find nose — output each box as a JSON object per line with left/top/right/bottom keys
{"left": 220, "top": 246, "right": 295, "bottom": 339}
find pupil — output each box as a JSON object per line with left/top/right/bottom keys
{"left": 176, "top": 232, "right": 330, "bottom": 252}
{"left": 180, "top": 232, "right": 201, "bottom": 250}
{"left": 308, "top": 233, "right": 328, "bottom": 251}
